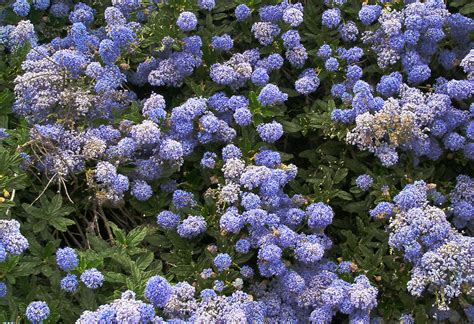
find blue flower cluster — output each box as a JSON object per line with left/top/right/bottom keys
{"left": 146, "top": 34, "right": 203, "bottom": 87}
{"left": 378, "top": 180, "right": 473, "bottom": 311}
{"left": 323, "top": 1, "right": 474, "bottom": 167}
{"left": 56, "top": 247, "right": 104, "bottom": 292}
{"left": 81, "top": 259, "right": 377, "bottom": 322}
{"left": 13, "top": 7, "right": 245, "bottom": 207}
{"left": 0, "top": 220, "right": 29, "bottom": 258}
{"left": 26, "top": 301, "right": 50, "bottom": 323}
{"left": 0, "top": 220, "right": 28, "bottom": 300}
{"left": 356, "top": 174, "right": 373, "bottom": 191}
{"left": 0, "top": 20, "right": 37, "bottom": 50}
{"left": 160, "top": 282, "right": 264, "bottom": 322}
{"left": 342, "top": 83, "right": 473, "bottom": 166}
{"left": 362, "top": 1, "right": 472, "bottom": 82}
{"left": 77, "top": 290, "right": 155, "bottom": 323}
{"left": 210, "top": 2, "right": 307, "bottom": 90}
{"left": 12, "top": 0, "right": 99, "bottom": 20}
{"left": 449, "top": 175, "right": 473, "bottom": 229}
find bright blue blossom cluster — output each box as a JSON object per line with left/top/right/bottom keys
{"left": 146, "top": 34, "right": 203, "bottom": 87}
{"left": 0, "top": 282, "right": 6, "bottom": 298}
{"left": 356, "top": 174, "right": 373, "bottom": 191}
{"left": 376, "top": 180, "right": 473, "bottom": 311}
{"left": 79, "top": 258, "right": 376, "bottom": 322}
{"left": 77, "top": 290, "right": 156, "bottom": 323}
{"left": 0, "top": 20, "right": 37, "bottom": 50}
{"left": 211, "top": 2, "right": 307, "bottom": 90}
{"left": 13, "top": 3, "right": 239, "bottom": 208}
{"left": 0, "top": 220, "right": 28, "bottom": 258}
{"left": 0, "top": 220, "right": 28, "bottom": 300}
{"left": 80, "top": 268, "right": 104, "bottom": 289}
{"left": 9, "top": 0, "right": 99, "bottom": 19}
{"left": 56, "top": 247, "right": 103, "bottom": 292}
{"left": 343, "top": 83, "right": 473, "bottom": 166}
{"left": 144, "top": 275, "right": 173, "bottom": 309}
{"left": 449, "top": 175, "right": 473, "bottom": 229}
{"left": 295, "top": 68, "right": 320, "bottom": 95}
{"left": 26, "top": 301, "right": 50, "bottom": 323}
{"left": 324, "top": 1, "right": 474, "bottom": 167}
{"left": 362, "top": 1, "right": 471, "bottom": 81}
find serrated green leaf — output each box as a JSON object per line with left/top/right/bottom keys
{"left": 127, "top": 226, "right": 150, "bottom": 247}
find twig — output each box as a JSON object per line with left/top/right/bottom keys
{"left": 29, "top": 173, "right": 57, "bottom": 206}
{"left": 59, "top": 176, "right": 74, "bottom": 204}
{"left": 5, "top": 176, "right": 16, "bottom": 217}
{"left": 98, "top": 204, "right": 114, "bottom": 243}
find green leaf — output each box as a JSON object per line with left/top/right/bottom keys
{"left": 334, "top": 190, "right": 353, "bottom": 201}
{"left": 109, "top": 222, "right": 127, "bottom": 244}
{"left": 280, "top": 120, "right": 302, "bottom": 133}
{"left": 146, "top": 234, "right": 173, "bottom": 249}
{"left": 127, "top": 226, "right": 151, "bottom": 247}
{"left": 105, "top": 272, "right": 127, "bottom": 284}
{"left": 136, "top": 252, "right": 154, "bottom": 270}
{"left": 22, "top": 194, "right": 75, "bottom": 232}
{"left": 333, "top": 168, "right": 348, "bottom": 184}
{"left": 50, "top": 216, "right": 75, "bottom": 232}
{"left": 460, "top": 3, "right": 474, "bottom": 14}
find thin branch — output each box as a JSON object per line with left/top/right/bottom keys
{"left": 98, "top": 204, "right": 114, "bottom": 243}
{"left": 29, "top": 173, "right": 57, "bottom": 206}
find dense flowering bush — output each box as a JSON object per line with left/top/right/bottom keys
{"left": 0, "top": 0, "right": 471, "bottom": 322}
